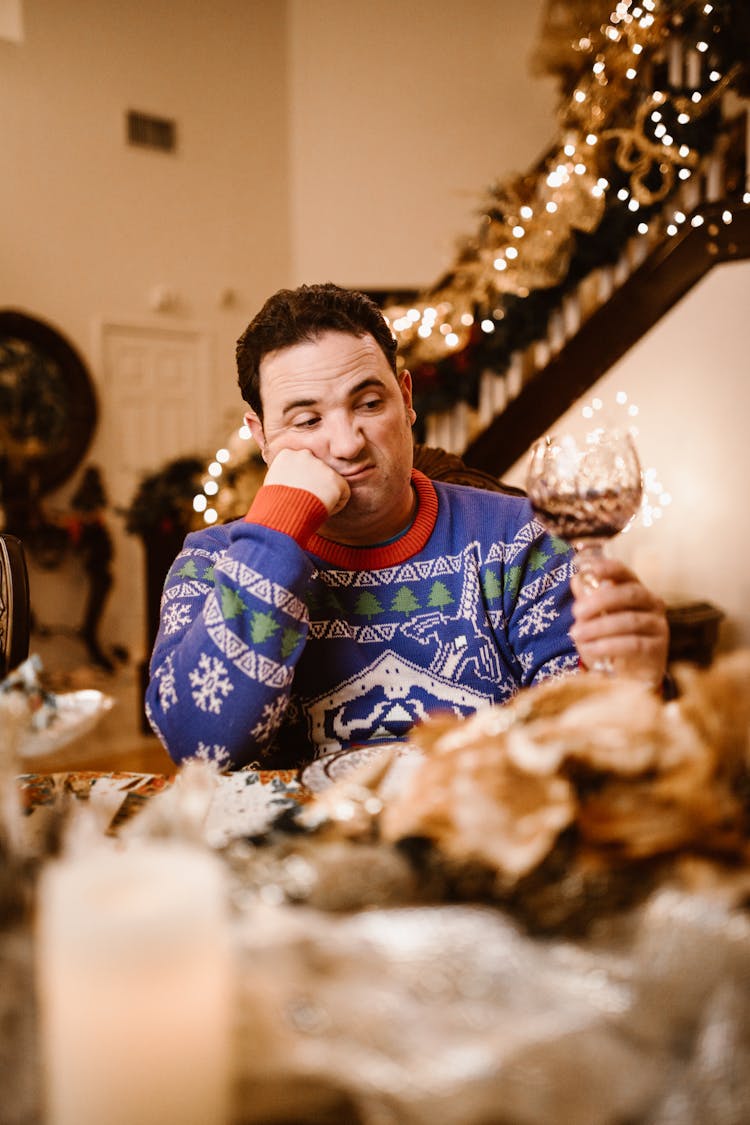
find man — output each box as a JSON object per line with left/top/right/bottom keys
{"left": 146, "top": 283, "right": 668, "bottom": 769}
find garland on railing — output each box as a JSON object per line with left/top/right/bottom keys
{"left": 386, "top": 0, "right": 750, "bottom": 426}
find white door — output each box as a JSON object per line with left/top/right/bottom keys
{"left": 96, "top": 322, "right": 213, "bottom": 659}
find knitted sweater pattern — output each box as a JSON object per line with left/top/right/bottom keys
{"left": 146, "top": 471, "right": 578, "bottom": 769}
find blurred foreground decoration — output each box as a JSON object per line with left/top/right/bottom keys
{"left": 6, "top": 652, "right": 750, "bottom": 1123}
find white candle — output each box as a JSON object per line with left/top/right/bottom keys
{"left": 36, "top": 842, "right": 232, "bottom": 1125}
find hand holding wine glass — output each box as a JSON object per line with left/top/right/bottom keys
{"left": 526, "top": 428, "right": 664, "bottom": 678}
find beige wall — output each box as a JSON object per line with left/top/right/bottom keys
{"left": 1, "top": 0, "right": 292, "bottom": 453}
{"left": 505, "top": 260, "right": 750, "bottom": 649}
{"left": 288, "top": 0, "right": 557, "bottom": 288}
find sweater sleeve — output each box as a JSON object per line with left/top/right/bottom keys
{"left": 145, "top": 485, "right": 327, "bottom": 769}
{"left": 501, "top": 504, "right": 581, "bottom": 686}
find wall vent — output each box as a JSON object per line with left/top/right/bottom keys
{"left": 126, "top": 110, "right": 177, "bottom": 153}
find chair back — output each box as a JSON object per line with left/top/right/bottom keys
{"left": 0, "top": 533, "right": 31, "bottom": 679}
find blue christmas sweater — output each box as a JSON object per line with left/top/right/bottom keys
{"left": 146, "top": 470, "right": 579, "bottom": 769}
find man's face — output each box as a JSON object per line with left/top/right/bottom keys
{"left": 246, "top": 330, "right": 417, "bottom": 544}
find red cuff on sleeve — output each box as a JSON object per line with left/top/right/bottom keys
{"left": 245, "top": 484, "right": 328, "bottom": 546}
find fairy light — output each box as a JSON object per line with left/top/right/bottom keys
{"left": 519, "top": 205, "right": 533, "bottom": 219}
{"left": 238, "top": 424, "right": 252, "bottom": 441}
{"left": 546, "top": 201, "right": 558, "bottom": 213}
{"left": 574, "top": 163, "right": 587, "bottom": 175}
{"left": 678, "top": 168, "right": 691, "bottom": 180}
{"left": 193, "top": 494, "right": 207, "bottom": 512}
{"left": 709, "top": 70, "right": 721, "bottom": 81}
{"left": 215, "top": 448, "right": 230, "bottom": 463}
{"left": 207, "top": 461, "right": 222, "bottom": 477}
{"left": 677, "top": 112, "right": 690, "bottom": 124}
{"left": 585, "top": 133, "right": 598, "bottom": 145}
{"left": 626, "top": 68, "right": 637, "bottom": 80}
{"left": 512, "top": 225, "right": 525, "bottom": 238}
{"left": 666, "top": 223, "right": 678, "bottom": 236}
{"left": 593, "top": 61, "right": 605, "bottom": 75}
{"left": 691, "top": 91, "right": 702, "bottom": 103}
{"left": 691, "top": 214, "right": 704, "bottom": 227}
{"left": 722, "top": 210, "right": 733, "bottom": 224}
{"left": 696, "top": 41, "right": 708, "bottom": 53}
{"left": 678, "top": 144, "right": 691, "bottom": 158}
{"left": 445, "top": 333, "right": 459, "bottom": 348}
{"left": 204, "top": 480, "right": 219, "bottom": 495}
{"left": 480, "top": 319, "right": 495, "bottom": 333}
{"left": 493, "top": 257, "right": 508, "bottom": 271}
{"left": 628, "top": 198, "right": 640, "bottom": 211}
{"left": 203, "top": 509, "right": 218, "bottom": 525}
{"left": 574, "top": 89, "right": 586, "bottom": 103}
{"left": 674, "top": 210, "right": 686, "bottom": 224}
{"left": 617, "top": 188, "right": 629, "bottom": 201}
{"left": 505, "top": 245, "right": 519, "bottom": 259}
{"left": 460, "top": 312, "right": 474, "bottom": 326}
{"left": 637, "top": 221, "right": 649, "bottom": 234}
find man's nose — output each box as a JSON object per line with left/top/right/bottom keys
{"left": 325, "top": 414, "right": 366, "bottom": 459}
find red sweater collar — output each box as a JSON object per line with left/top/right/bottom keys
{"left": 306, "top": 469, "right": 438, "bottom": 569}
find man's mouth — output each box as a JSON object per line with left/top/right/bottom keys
{"left": 339, "top": 464, "right": 374, "bottom": 481}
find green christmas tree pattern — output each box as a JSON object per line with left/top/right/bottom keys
{"left": 176, "top": 559, "right": 198, "bottom": 579}
{"left": 504, "top": 565, "right": 522, "bottom": 598}
{"left": 427, "top": 579, "right": 454, "bottom": 609}
{"left": 220, "top": 586, "right": 247, "bottom": 620}
{"left": 390, "top": 586, "right": 420, "bottom": 615}
{"left": 355, "top": 590, "right": 385, "bottom": 619}
{"left": 280, "top": 627, "right": 302, "bottom": 659}
{"left": 482, "top": 570, "right": 503, "bottom": 601}
{"left": 528, "top": 546, "right": 551, "bottom": 572}
{"left": 250, "top": 609, "right": 280, "bottom": 644}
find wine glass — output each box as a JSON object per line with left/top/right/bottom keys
{"left": 526, "top": 427, "right": 643, "bottom": 669}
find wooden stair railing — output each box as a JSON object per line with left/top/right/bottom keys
{"left": 462, "top": 200, "right": 750, "bottom": 477}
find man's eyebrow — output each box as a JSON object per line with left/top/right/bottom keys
{"left": 281, "top": 377, "right": 388, "bottom": 416}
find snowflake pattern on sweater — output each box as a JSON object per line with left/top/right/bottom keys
{"left": 146, "top": 472, "right": 578, "bottom": 769}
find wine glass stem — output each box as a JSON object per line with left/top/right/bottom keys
{"left": 572, "top": 540, "right": 613, "bottom": 673}
{"left": 573, "top": 539, "right": 606, "bottom": 594}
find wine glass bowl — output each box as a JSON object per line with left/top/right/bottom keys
{"left": 526, "top": 428, "right": 643, "bottom": 569}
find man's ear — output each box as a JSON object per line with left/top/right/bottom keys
{"left": 243, "top": 410, "right": 268, "bottom": 462}
{"left": 399, "top": 370, "right": 417, "bottom": 426}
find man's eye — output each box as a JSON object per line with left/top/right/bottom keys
{"left": 293, "top": 416, "right": 320, "bottom": 429}
{"left": 359, "top": 398, "right": 382, "bottom": 412}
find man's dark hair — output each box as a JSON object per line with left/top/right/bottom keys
{"left": 236, "top": 282, "right": 399, "bottom": 417}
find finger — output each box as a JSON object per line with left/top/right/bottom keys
{"left": 571, "top": 608, "right": 669, "bottom": 645}
{"left": 572, "top": 580, "right": 665, "bottom": 621}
